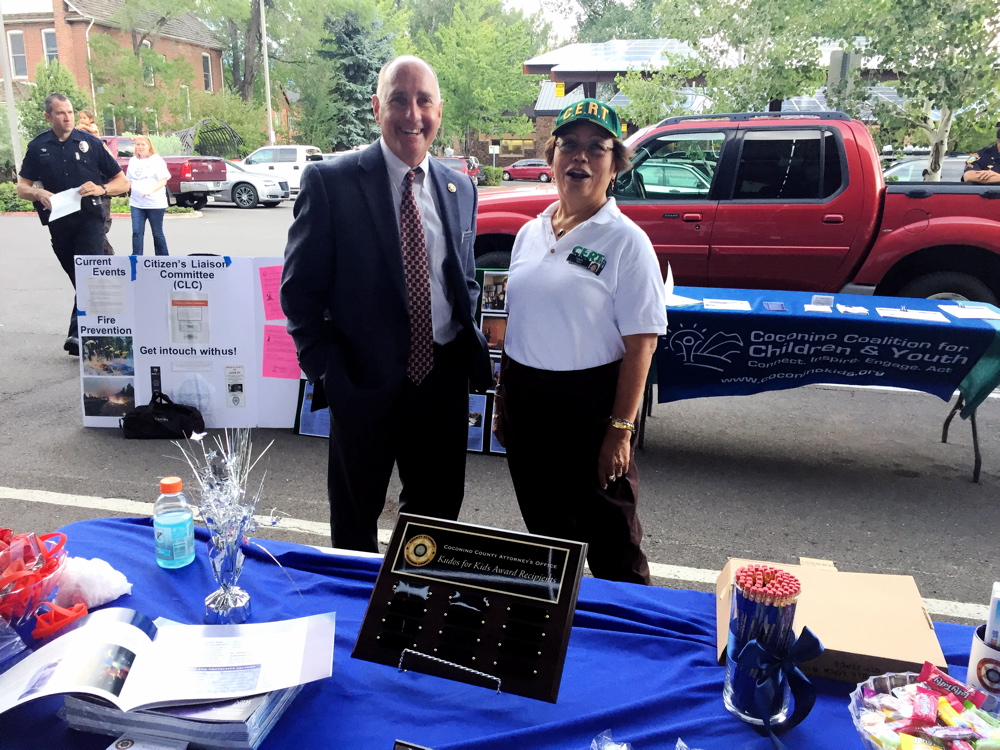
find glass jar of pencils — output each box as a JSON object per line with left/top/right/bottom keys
{"left": 723, "top": 564, "right": 801, "bottom": 725}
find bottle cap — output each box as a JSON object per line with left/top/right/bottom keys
{"left": 160, "top": 476, "right": 183, "bottom": 493}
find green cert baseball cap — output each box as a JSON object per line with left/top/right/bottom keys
{"left": 553, "top": 98, "right": 622, "bottom": 139}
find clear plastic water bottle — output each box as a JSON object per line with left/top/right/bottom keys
{"left": 154, "top": 476, "right": 195, "bottom": 569}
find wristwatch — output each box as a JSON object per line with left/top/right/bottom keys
{"left": 609, "top": 416, "right": 635, "bottom": 432}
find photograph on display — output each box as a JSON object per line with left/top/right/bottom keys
{"left": 468, "top": 394, "right": 487, "bottom": 452}
{"left": 481, "top": 272, "right": 508, "bottom": 312}
{"left": 480, "top": 315, "right": 508, "bottom": 352}
{"left": 82, "top": 336, "right": 135, "bottom": 377}
{"left": 489, "top": 397, "right": 506, "bottom": 455}
{"left": 82, "top": 377, "right": 135, "bottom": 417}
{"left": 489, "top": 356, "right": 501, "bottom": 393}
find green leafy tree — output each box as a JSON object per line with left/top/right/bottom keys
{"left": 186, "top": 89, "right": 269, "bottom": 155}
{"left": 18, "top": 61, "right": 91, "bottom": 138}
{"left": 0, "top": 107, "right": 15, "bottom": 180}
{"left": 829, "top": 0, "right": 1000, "bottom": 181}
{"left": 298, "top": 12, "right": 393, "bottom": 150}
{"left": 88, "top": 36, "right": 194, "bottom": 134}
{"left": 615, "top": 63, "right": 692, "bottom": 128}
{"left": 421, "top": 0, "right": 545, "bottom": 155}
{"left": 652, "top": 0, "right": 826, "bottom": 112}
{"left": 567, "top": 0, "right": 662, "bottom": 42}
{"left": 109, "top": 0, "right": 198, "bottom": 54}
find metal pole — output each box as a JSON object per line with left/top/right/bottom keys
{"left": 0, "top": 3, "right": 24, "bottom": 173}
{"left": 259, "top": 0, "right": 275, "bottom": 146}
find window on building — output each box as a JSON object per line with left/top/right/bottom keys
{"left": 7, "top": 31, "right": 27, "bottom": 78}
{"left": 202, "top": 53, "right": 213, "bottom": 92}
{"left": 41, "top": 29, "right": 58, "bottom": 63}
{"left": 141, "top": 41, "right": 154, "bottom": 86}
{"left": 501, "top": 139, "right": 533, "bottom": 156}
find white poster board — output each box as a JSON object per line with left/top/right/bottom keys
{"left": 77, "top": 255, "right": 299, "bottom": 428}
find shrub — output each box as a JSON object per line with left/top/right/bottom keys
{"left": 0, "top": 181, "right": 33, "bottom": 212}
{"left": 482, "top": 166, "right": 503, "bottom": 186}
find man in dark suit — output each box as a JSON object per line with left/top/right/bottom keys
{"left": 280, "top": 56, "right": 491, "bottom": 552}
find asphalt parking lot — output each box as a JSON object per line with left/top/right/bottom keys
{"left": 1, "top": 204, "right": 998, "bottom": 624}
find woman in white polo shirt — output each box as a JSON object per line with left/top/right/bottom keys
{"left": 126, "top": 135, "right": 171, "bottom": 256}
{"left": 494, "top": 99, "right": 667, "bottom": 585}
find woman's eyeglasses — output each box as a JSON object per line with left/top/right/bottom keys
{"left": 556, "top": 139, "right": 612, "bottom": 158}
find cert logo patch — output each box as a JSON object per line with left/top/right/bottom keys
{"left": 403, "top": 534, "right": 437, "bottom": 566}
{"left": 79, "top": 140, "right": 90, "bottom": 153}
{"left": 566, "top": 245, "right": 606, "bottom": 275}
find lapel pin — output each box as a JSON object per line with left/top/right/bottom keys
{"left": 447, "top": 183, "right": 457, "bottom": 193}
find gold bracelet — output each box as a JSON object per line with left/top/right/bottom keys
{"left": 609, "top": 416, "right": 635, "bottom": 432}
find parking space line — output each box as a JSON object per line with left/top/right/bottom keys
{"left": 2, "top": 486, "right": 985, "bottom": 620}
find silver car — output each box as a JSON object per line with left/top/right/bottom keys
{"left": 883, "top": 156, "right": 968, "bottom": 182}
{"left": 215, "top": 162, "right": 290, "bottom": 209}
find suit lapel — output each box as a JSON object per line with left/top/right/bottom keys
{"left": 427, "top": 158, "right": 463, "bottom": 306}
{"left": 358, "top": 143, "right": 407, "bottom": 302}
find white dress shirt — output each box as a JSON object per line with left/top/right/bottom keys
{"left": 380, "top": 139, "right": 459, "bottom": 345}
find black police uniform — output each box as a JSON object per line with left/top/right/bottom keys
{"left": 19, "top": 128, "right": 122, "bottom": 340}
{"left": 964, "top": 143, "right": 1000, "bottom": 179}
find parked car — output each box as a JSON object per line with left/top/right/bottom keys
{"left": 474, "top": 111, "right": 1000, "bottom": 303}
{"left": 502, "top": 159, "right": 552, "bottom": 182}
{"left": 100, "top": 136, "right": 227, "bottom": 210}
{"left": 242, "top": 145, "right": 323, "bottom": 193}
{"left": 215, "top": 162, "right": 290, "bottom": 208}
{"left": 635, "top": 159, "right": 713, "bottom": 195}
{"left": 435, "top": 156, "right": 474, "bottom": 180}
{"left": 466, "top": 156, "right": 483, "bottom": 184}
{"left": 883, "top": 156, "right": 968, "bottom": 182}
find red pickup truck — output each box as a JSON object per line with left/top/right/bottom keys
{"left": 474, "top": 112, "right": 1000, "bottom": 304}
{"left": 100, "top": 136, "right": 227, "bottom": 210}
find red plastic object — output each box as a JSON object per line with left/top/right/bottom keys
{"left": 31, "top": 601, "right": 87, "bottom": 640}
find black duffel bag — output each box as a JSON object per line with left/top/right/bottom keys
{"left": 120, "top": 392, "right": 205, "bottom": 439}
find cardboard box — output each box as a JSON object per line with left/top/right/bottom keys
{"left": 716, "top": 558, "right": 947, "bottom": 684}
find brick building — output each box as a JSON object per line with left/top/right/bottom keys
{"left": 2, "top": 0, "right": 222, "bottom": 128}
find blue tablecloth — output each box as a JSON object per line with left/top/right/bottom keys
{"left": 0, "top": 518, "right": 977, "bottom": 750}
{"left": 657, "top": 287, "right": 1000, "bottom": 411}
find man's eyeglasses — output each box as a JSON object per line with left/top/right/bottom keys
{"left": 556, "top": 139, "right": 613, "bottom": 158}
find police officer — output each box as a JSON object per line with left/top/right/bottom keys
{"left": 962, "top": 124, "right": 1000, "bottom": 184}
{"left": 17, "top": 93, "right": 129, "bottom": 356}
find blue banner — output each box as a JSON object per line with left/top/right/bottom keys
{"left": 656, "top": 288, "right": 999, "bottom": 403}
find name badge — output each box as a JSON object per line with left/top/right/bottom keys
{"left": 566, "top": 245, "right": 606, "bottom": 276}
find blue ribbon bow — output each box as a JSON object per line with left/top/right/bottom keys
{"left": 733, "top": 626, "right": 824, "bottom": 749}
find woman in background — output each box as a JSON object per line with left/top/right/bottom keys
{"left": 126, "top": 135, "right": 170, "bottom": 256}
{"left": 494, "top": 99, "right": 666, "bottom": 585}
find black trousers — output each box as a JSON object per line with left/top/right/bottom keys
{"left": 501, "top": 356, "right": 651, "bottom": 585}
{"left": 49, "top": 209, "right": 109, "bottom": 337}
{"left": 325, "top": 340, "right": 470, "bottom": 552}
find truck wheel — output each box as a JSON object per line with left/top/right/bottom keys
{"left": 186, "top": 197, "right": 208, "bottom": 211}
{"left": 897, "top": 272, "right": 999, "bottom": 305}
{"left": 232, "top": 183, "right": 258, "bottom": 209}
{"left": 475, "top": 250, "right": 511, "bottom": 270}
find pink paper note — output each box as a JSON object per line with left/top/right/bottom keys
{"left": 262, "top": 324, "right": 299, "bottom": 379}
{"left": 259, "top": 265, "right": 284, "bottom": 321}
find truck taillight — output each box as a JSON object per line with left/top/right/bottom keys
{"left": 181, "top": 161, "right": 192, "bottom": 180}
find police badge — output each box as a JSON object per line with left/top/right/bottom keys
{"left": 79, "top": 140, "right": 90, "bottom": 153}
